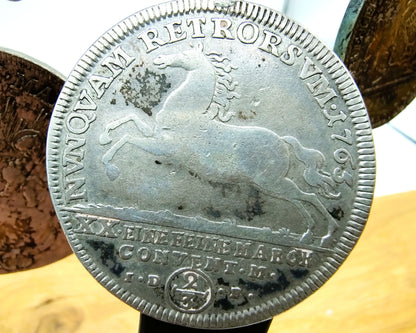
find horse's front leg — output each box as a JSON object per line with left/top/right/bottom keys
{"left": 102, "top": 134, "right": 172, "bottom": 181}
{"left": 102, "top": 134, "right": 132, "bottom": 164}
{"left": 102, "top": 134, "right": 171, "bottom": 166}
{"left": 99, "top": 114, "right": 154, "bottom": 145}
{"left": 102, "top": 134, "right": 134, "bottom": 181}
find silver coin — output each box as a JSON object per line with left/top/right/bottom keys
{"left": 46, "top": 0, "right": 375, "bottom": 329}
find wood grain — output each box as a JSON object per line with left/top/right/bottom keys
{"left": 0, "top": 191, "right": 415, "bottom": 332}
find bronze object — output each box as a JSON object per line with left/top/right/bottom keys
{"left": 334, "top": 0, "right": 416, "bottom": 127}
{"left": 0, "top": 48, "right": 71, "bottom": 273}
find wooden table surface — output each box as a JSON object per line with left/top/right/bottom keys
{"left": 0, "top": 191, "right": 415, "bottom": 333}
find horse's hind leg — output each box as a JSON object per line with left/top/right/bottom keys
{"left": 320, "top": 219, "right": 337, "bottom": 247}
{"left": 283, "top": 180, "right": 339, "bottom": 247}
{"left": 257, "top": 177, "right": 317, "bottom": 243}
{"left": 259, "top": 177, "right": 338, "bottom": 246}
{"left": 291, "top": 200, "right": 315, "bottom": 244}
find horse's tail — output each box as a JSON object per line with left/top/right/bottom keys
{"left": 282, "top": 136, "right": 340, "bottom": 199}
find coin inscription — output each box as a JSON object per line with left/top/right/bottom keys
{"left": 47, "top": 1, "right": 375, "bottom": 328}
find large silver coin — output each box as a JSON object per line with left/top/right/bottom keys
{"left": 46, "top": 0, "right": 375, "bottom": 329}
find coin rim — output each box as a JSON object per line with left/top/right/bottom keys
{"left": 46, "top": 0, "right": 375, "bottom": 328}
{"left": 333, "top": 0, "right": 365, "bottom": 61}
{"left": 0, "top": 47, "right": 66, "bottom": 83}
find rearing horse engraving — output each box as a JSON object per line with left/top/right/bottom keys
{"left": 99, "top": 43, "right": 340, "bottom": 247}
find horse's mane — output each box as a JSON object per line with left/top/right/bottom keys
{"left": 204, "top": 52, "right": 240, "bottom": 122}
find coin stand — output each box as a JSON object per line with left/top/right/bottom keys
{"left": 139, "top": 314, "right": 272, "bottom": 332}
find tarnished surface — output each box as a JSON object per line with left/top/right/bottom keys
{"left": 335, "top": 0, "right": 416, "bottom": 127}
{"left": 0, "top": 49, "right": 71, "bottom": 273}
{"left": 46, "top": 0, "right": 375, "bottom": 328}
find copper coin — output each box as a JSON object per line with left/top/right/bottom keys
{"left": 0, "top": 48, "right": 71, "bottom": 273}
{"left": 334, "top": 0, "right": 416, "bottom": 128}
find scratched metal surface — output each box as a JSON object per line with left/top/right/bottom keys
{"left": 0, "top": 48, "right": 71, "bottom": 273}
{"left": 334, "top": 0, "right": 416, "bottom": 128}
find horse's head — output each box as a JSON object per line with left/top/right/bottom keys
{"left": 153, "top": 43, "right": 207, "bottom": 71}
